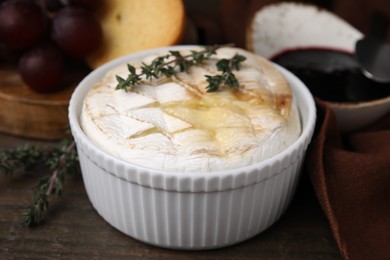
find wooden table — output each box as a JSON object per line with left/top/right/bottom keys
{"left": 0, "top": 132, "right": 342, "bottom": 259}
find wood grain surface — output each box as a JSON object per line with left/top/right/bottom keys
{"left": 0, "top": 132, "right": 342, "bottom": 259}
{"left": 0, "top": 65, "right": 89, "bottom": 140}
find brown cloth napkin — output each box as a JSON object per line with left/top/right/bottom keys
{"left": 306, "top": 99, "right": 390, "bottom": 260}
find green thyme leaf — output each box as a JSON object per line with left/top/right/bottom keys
{"left": 231, "top": 54, "right": 246, "bottom": 70}
{"left": 205, "top": 75, "right": 224, "bottom": 92}
{"left": 224, "top": 72, "right": 239, "bottom": 88}
{"left": 127, "top": 63, "right": 136, "bottom": 74}
{"left": 216, "top": 58, "right": 230, "bottom": 73}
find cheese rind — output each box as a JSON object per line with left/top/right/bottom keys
{"left": 81, "top": 47, "right": 301, "bottom": 172}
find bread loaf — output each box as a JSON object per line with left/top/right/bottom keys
{"left": 87, "top": 0, "right": 185, "bottom": 68}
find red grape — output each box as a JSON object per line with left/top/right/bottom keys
{"left": 0, "top": 0, "right": 47, "bottom": 50}
{"left": 19, "top": 43, "right": 64, "bottom": 93}
{"left": 51, "top": 7, "right": 102, "bottom": 58}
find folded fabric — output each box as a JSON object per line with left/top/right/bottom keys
{"left": 306, "top": 99, "right": 390, "bottom": 260}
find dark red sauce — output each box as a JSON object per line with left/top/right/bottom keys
{"left": 272, "top": 48, "right": 390, "bottom": 102}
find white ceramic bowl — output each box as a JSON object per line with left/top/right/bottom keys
{"left": 247, "top": 2, "right": 390, "bottom": 132}
{"left": 68, "top": 46, "right": 316, "bottom": 250}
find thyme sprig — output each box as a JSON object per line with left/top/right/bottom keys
{"left": 0, "top": 144, "right": 43, "bottom": 176}
{"left": 0, "top": 137, "right": 79, "bottom": 227}
{"left": 116, "top": 44, "right": 247, "bottom": 93}
{"left": 21, "top": 138, "right": 79, "bottom": 227}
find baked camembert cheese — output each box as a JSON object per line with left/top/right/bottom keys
{"left": 81, "top": 47, "right": 301, "bottom": 172}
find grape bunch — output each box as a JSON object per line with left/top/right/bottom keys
{"left": 0, "top": 0, "right": 102, "bottom": 92}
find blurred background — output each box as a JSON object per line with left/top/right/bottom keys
{"left": 184, "top": 0, "right": 390, "bottom": 47}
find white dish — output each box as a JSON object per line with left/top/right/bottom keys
{"left": 68, "top": 45, "right": 316, "bottom": 250}
{"left": 247, "top": 2, "right": 363, "bottom": 59}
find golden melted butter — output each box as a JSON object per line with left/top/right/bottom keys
{"left": 160, "top": 88, "right": 278, "bottom": 150}
{"left": 164, "top": 91, "right": 246, "bottom": 124}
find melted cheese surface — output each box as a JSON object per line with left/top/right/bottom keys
{"left": 81, "top": 47, "right": 301, "bottom": 172}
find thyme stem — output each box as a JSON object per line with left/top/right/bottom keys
{"left": 45, "top": 141, "right": 76, "bottom": 197}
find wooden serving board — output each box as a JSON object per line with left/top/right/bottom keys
{"left": 0, "top": 65, "right": 89, "bottom": 140}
